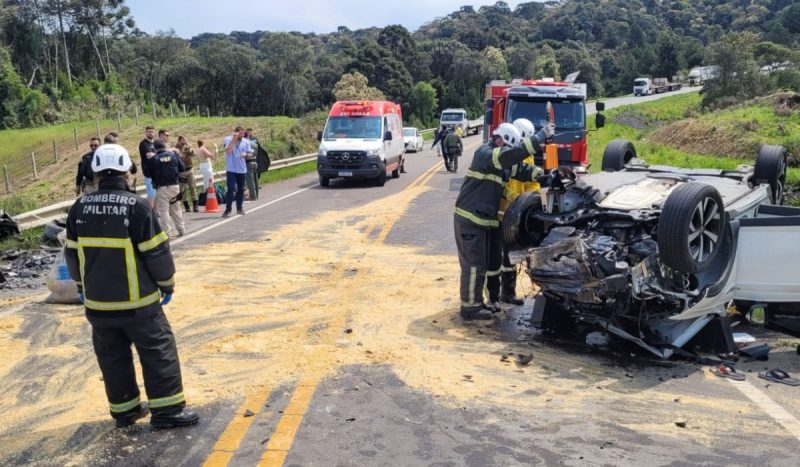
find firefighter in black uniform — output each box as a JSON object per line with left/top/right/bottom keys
{"left": 64, "top": 143, "right": 199, "bottom": 429}
{"left": 453, "top": 122, "right": 553, "bottom": 320}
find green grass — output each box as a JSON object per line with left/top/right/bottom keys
{"left": 260, "top": 160, "right": 317, "bottom": 184}
{"left": 588, "top": 93, "right": 800, "bottom": 187}
{"left": 0, "top": 226, "right": 45, "bottom": 253}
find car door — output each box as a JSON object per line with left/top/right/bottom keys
{"left": 734, "top": 204, "right": 800, "bottom": 303}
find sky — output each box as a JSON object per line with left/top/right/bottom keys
{"left": 125, "top": 0, "right": 528, "bottom": 38}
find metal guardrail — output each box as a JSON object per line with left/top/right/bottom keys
{"left": 13, "top": 152, "right": 319, "bottom": 231}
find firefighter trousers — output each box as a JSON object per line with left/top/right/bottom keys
{"left": 88, "top": 306, "right": 186, "bottom": 419}
{"left": 454, "top": 217, "right": 494, "bottom": 312}
{"left": 488, "top": 243, "right": 517, "bottom": 300}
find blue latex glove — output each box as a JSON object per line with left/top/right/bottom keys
{"left": 78, "top": 292, "right": 84, "bottom": 304}
{"left": 160, "top": 293, "right": 173, "bottom": 306}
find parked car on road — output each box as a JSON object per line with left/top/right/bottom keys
{"left": 503, "top": 139, "right": 796, "bottom": 358}
{"left": 403, "top": 127, "right": 423, "bottom": 153}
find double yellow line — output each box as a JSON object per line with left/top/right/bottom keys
{"left": 203, "top": 144, "right": 479, "bottom": 467}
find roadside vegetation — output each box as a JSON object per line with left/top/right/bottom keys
{"left": 588, "top": 92, "right": 800, "bottom": 201}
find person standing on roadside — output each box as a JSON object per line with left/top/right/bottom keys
{"left": 178, "top": 139, "right": 198, "bottom": 213}
{"left": 243, "top": 128, "right": 259, "bottom": 200}
{"left": 75, "top": 137, "right": 101, "bottom": 196}
{"left": 144, "top": 139, "right": 186, "bottom": 237}
{"left": 139, "top": 126, "right": 158, "bottom": 208}
{"left": 64, "top": 143, "right": 199, "bottom": 430}
{"left": 196, "top": 140, "right": 215, "bottom": 192}
{"left": 222, "top": 126, "right": 250, "bottom": 217}
{"left": 453, "top": 122, "right": 552, "bottom": 321}
{"left": 431, "top": 124, "right": 447, "bottom": 157}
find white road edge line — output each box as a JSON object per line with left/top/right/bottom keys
{"left": 171, "top": 184, "right": 316, "bottom": 245}
{"left": 728, "top": 378, "right": 800, "bottom": 441}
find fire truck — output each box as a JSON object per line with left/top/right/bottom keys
{"left": 484, "top": 74, "right": 605, "bottom": 173}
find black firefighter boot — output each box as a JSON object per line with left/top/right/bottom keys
{"left": 192, "top": 200, "right": 199, "bottom": 213}
{"left": 500, "top": 271, "right": 524, "bottom": 306}
{"left": 150, "top": 406, "right": 200, "bottom": 429}
{"left": 182, "top": 201, "right": 191, "bottom": 213}
{"left": 115, "top": 402, "right": 150, "bottom": 428}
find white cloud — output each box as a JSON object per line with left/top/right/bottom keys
{"left": 127, "top": 0, "right": 527, "bottom": 37}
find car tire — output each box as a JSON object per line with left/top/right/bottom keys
{"left": 657, "top": 182, "right": 725, "bottom": 274}
{"left": 374, "top": 169, "right": 386, "bottom": 187}
{"left": 601, "top": 139, "right": 637, "bottom": 172}
{"left": 392, "top": 164, "right": 400, "bottom": 179}
{"left": 319, "top": 175, "right": 330, "bottom": 187}
{"left": 754, "top": 145, "right": 787, "bottom": 205}
{"left": 502, "top": 192, "right": 546, "bottom": 251}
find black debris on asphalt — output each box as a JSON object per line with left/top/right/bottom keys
{"left": 0, "top": 248, "right": 58, "bottom": 290}
{"left": 243, "top": 409, "right": 254, "bottom": 417}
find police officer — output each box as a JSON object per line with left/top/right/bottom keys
{"left": 453, "top": 122, "right": 553, "bottom": 320}
{"left": 64, "top": 144, "right": 199, "bottom": 429}
{"left": 144, "top": 139, "right": 186, "bottom": 237}
{"left": 75, "top": 137, "right": 101, "bottom": 196}
{"left": 431, "top": 124, "right": 447, "bottom": 157}
{"left": 444, "top": 128, "right": 463, "bottom": 173}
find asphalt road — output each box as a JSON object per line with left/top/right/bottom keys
{"left": 2, "top": 87, "right": 800, "bottom": 467}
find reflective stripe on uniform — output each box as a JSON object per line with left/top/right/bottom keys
{"left": 468, "top": 266, "right": 477, "bottom": 306}
{"left": 138, "top": 231, "right": 168, "bottom": 252}
{"left": 84, "top": 291, "right": 160, "bottom": 311}
{"left": 149, "top": 392, "right": 185, "bottom": 409}
{"left": 66, "top": 239, "right": 79, "bottom": 249}
{"left": 465, "top": 169, "right": 503, "bottom": 185}
{"left": 454, "top": 208, "right": 499, "bottom": 228}
{"left": 491, "top": 147, "right": 502, "bottom": 170}
{"left": 156, "top": 277, "right": 175, "bottom": 288}
{"left": 486, "top": 269, "right": 501, "bottom": 277}
{"left": 110, "top": 396, "right": 141, "bottom": 413}
{"left": 523, "top": 138, "right": 534, "bottom": 155}
{"left": 78, "top": 237, "right": 140, "bottom": 306}
{"left": 500, "top": 266, "right": 516, "bottom": 273}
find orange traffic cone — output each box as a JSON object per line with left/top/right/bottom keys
{"left": 204, "top": 179, "right": 221, "bottom": 213}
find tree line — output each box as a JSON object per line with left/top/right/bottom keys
{"left": 0, "top": 0, "right": 798, "bottom": 130}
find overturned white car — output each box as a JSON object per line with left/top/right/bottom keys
{"left": 503, "top": 139, "right": 799, "bottom": 358}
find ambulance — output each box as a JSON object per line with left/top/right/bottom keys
{"left": 316, "top": 100, "right": 405, "bottom": 187}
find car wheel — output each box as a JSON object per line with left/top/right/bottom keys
{"left": 502, "top": 192, "right": 546, "bottom": 251}
{"left": 374, "top": 168, "right": 386, "bottom": 187}
{"left": 319, "top": 175, "right": 330, "bottom": 187}
{"left": 754, "top": 145, "right": 787, "bottom": 205}
{"left": 657, "top": 182, "right": 725, "bottom": 274}
{"left": 601, "top": 139, "right": 637, "bottom": 172}
{"left": 392, "top": 164, "right": 400, "bottom": 179}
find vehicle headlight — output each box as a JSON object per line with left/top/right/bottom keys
{"left": 318, "top": 149, "right": 327, "bottom": 157}
{"left": 366, "top": 149, "right": 380, "bottom": 156}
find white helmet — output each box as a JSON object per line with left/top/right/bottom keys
{"left": 92, "top": 144, "right": 132, "bottom": 173}
{"left": 512, "top": 118, "right": 535, "bottom": 139}
{"left": 492, "top": 122, "right": 521, "bottom": 147}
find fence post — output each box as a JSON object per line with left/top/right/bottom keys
{"left": 73, "top": 128, "right": 79, "bottom": 150}
{"left": 170, "top": 104, "right": 174, "bottom": 118}
{"left": 196, "top": 105, "right": 200, "bottom": 116}
{"left": 3, "top": 165, "right": 9, "bottom": 193}
{"left": 134, "top": 105, "right": 139, "bottom": 125}
{"left": 117, "top": 111, "right": 122, "bottom": 131}
{"left": 95, "top": 118, "right": 101, "bottom": 139}
{"left": 31, "top": 152, "right": 37, "bottom": 180}
{"left": 182, "top": 104, "right": 187, "bottom": 117}
{"left": 53, "top": 140, "right": 58, "bottom": 163}
{"left": 153, "top": 103, "right": 157, "bottom": 120}
{"left": 206, "top": 107, "right": 210, "bottom": 118}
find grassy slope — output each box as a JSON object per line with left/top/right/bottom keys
{"left": 587, "top": 93, "right": 800, "bottom": 187}
{"left": 0, "top": 115, "right": 323, "bottom": 214}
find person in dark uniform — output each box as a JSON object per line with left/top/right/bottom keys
{"left": 453, "top": 122, "right": 553, "bottom": 320}
{"left": 444, "top": 129, "right": 463, "bottom": 173}
{"left": 64, "top": 143, "right": 199, "bottom": 429}
{"left": 75, "top": 137, "right": 101, "bottom": 196}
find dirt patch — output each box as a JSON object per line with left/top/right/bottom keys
{"left": 648, "top": 119, "right": 760, "bottom": 159}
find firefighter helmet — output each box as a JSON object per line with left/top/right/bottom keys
{"left": 92, "top": 144, "right": 133, "bottom": 173}
{"left": 512, "top": 118, "right": 535, "bottom": 139}
{"left": 492, "top": 122, "right": 521, "bottom": 147}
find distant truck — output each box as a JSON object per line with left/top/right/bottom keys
{"left": 687, "top": 66, "right": 718, "bottom": 86}
{"left": 439, "top": 108, "right": 483, "bottom": 136}
{"left": 633, "top": 76, "right": 683, "bottom": 96}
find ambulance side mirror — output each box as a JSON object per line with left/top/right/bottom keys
{"left": 317, "top": 130, "right": 323, "bottom": 142}
{"left": 383, "top": 131, "right": 393, "bottom": 141}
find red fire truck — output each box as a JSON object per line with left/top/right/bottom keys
{"left": 484, "top": 76, "right": 605, "bottom": 173}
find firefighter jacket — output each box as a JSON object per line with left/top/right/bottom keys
{"left": 455, "top": 138, "right": 544, "bottom": 229}
{"left": 444, "top": 132, "right": 463, "bottom": 155}
{"left": 65, "top": 177, "right": 176, "bottom": 317}
{"left": 143, "top": 149, "right": 185, "bottom": 189}
{"left": 498, "top": 155, "right": 542, "bottom": 221}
